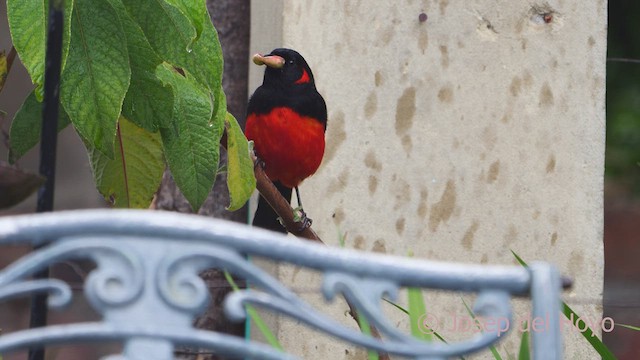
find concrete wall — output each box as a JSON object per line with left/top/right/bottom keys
{"left": 250, "top": 0, "right": 606, "bottom": 358}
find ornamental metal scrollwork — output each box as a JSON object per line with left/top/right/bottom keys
{"left": 0, "top": 238, "right": 144, "bottom": 310}
{"left": 0, "top": 210, "right": 563, "bottom": 360}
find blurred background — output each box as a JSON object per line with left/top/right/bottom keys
{"left": 602, "top": 1, "right": 640, "bottom": 358}
{"left": 1, "top": 0, "right": 639, "bottom": 359}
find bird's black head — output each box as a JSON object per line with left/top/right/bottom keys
{"left": 253, "top": 48, "right": 316, "bottom": 92}
{"left": 248, "top": 48, "right": 326, "bottom": 126}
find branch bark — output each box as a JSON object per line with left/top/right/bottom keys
{"left": 252, "top": 156, "right": 323, "bottom": 241}
{"left": 221, "top": 132, "right": 390, "bottom": 359}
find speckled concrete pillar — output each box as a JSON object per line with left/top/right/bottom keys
{"left": 250, "top": 1, "right": 606, "bottom": 358}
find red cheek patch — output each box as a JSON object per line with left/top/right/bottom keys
{"left": 294, "top": 68, "right": 310, "bottom": 84}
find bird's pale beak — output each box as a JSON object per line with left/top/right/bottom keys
{"left": 252, "top": 53, "right": 285, "bottom": 69}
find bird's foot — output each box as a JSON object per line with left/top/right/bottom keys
{"left": 292, "top": 206, "right": 312, "bottom": 231}
{"left": 254, "top": 157, "right": 266, "bottom": 170}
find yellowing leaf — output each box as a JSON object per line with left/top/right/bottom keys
{"left": 88, "top": 117, "right": 164, "bottom": 208}
{"left": 7, "top": 0, "right": 74, "bottom": 100}
{"left": 225, "top": 112, "right": 256, "bottom": 210}
{"left": 0, "top": 50, "right": 7, "bottom": 91}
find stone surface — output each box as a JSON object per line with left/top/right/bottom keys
{"left": 250, "top": 0, "right": 606, "bottom": 358}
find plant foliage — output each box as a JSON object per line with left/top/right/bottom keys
{"left": 6, "top": 0, "right": 255, "bottom": 211}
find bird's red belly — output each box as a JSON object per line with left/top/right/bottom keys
{"left": 245, "top": 107, "right": 325, "bottom": 188}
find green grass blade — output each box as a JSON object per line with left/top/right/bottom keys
{"left": 408, "top": 288, "right": 434, "bottom": 341}
{"left": 461, "top": 298, "right": 503, "bottom": 360}
{"left": 338, "top": 230, "right": 347, "bottom": 248}
{"left": 406, "top": 250, "right": 433, "bottom": 342}
{"left": 355, "top": 312, "right": 379, "bottom": 360}
{"left": 510, "top": 250, "right": 527, "bottom": 267}
{"left": 617, "top": 323, "right": 640, "bottom": 331}
{"left": 382, "top": 298, "right": 452, "bottom": 344}
{"left": 223, "top": 271, "right": 283, "bottom": 351}
{"left": 383, "top": 297, "right": 409, "bottom": 314}
{"left": 510, "top": 250, "right": 617, "bottom": 360}
{"left": 562, "top": 303, "right": 616, "bottom": 360}
{"left": 517, "top": 326, "right": 530, "bottom": 360}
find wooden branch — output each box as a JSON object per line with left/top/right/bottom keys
{"left": 250, "top": 155, "right": 390, "bottom": 359}
{"left": 251, "top": 155, "right": 322, "bottom": 242}
{"left": 221, "top": 131, "right": 389, "bottom": 359}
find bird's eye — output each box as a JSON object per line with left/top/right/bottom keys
{"left": 288, "top": 59, "right": 295, "bottom": 65}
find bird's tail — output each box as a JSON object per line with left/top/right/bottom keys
{"left": 252, "top": 181, "right": 292, "bottom": 233}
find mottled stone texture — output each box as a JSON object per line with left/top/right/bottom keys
{"left": 251, "top": 0, "right": 606, "bottom": 358}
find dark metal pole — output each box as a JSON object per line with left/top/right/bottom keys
{"left": 29, "top": 1, "right": 64, "bottom": 359}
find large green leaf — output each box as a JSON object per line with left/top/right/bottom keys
{"left": 60, "top": 0, "right": 131, "bottom": 158}
{"left": 121, "top": 0, "right": 195, "bottom": 62}
{"left": 7, "top": 0, "right": 74, "bottom": 100}
{"left": 192, "top": 20, "right": 226, "bottom": 136}
{"left": 122, "top": 0, "right": 226, "bottom": 136}
{"left": 8, "top": 91, "right": 71, "bottom": 163}
{"left": 88, "top": 116, "right": 164, "bottom": 208}
{"left": 109, "top": 0, "right": 172, "bottom": 132}
{"left": 225, "top": 112, "right": 255, "bottom": 211}
{"left": 163, "top": 0, "right": 207, "bottom": 48}
{"left": 156, "top": 62, "right": 217, "bottom": 211}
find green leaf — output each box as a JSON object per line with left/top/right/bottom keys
{"left": 163, "top": 0, "right": 207, "bottom": 48}
{"left": 108, "top": 0, "right": 172, "bottom": 132}
{"left": 223, "top": 271, "right": 284, "bottom": 351}
{"left": 8, "top": 91, "right": 71, "bottom": 163}
{"left": 60, "top": 0, "right": 131, "bottom": 157}
{"left": 0, "top": 163, "right": 45, "bottom": 209}
{"left": 517, "top": 326, "right": 530, "bottom": 360}
{"left": 7, "top": 0, "right": 46, "bottom": 97}
{"left": 121, "top": 0, "right": 196, "bottom": 63}
{"left": 60, "top": 0, "right": 75, "bottom": 77}
{"left": 0, "top": 50, "right": 7, "bottom": 92}
{"left": 122, "top": 0, "right": 225, "bottom": 133}
{"left": 225, "top": 112, "right": 256, "bottom": 211}
{"left": 88, "top": 117, "right": 164, "bottom": 208}
{"left": 156, "top": 62, "right": 217, "bottom": 211}
{"left": 7, "top": 0, "right": 74, "bottom": 100}
{"left": 510, "top": 250, "right": 617, "bottom": 360}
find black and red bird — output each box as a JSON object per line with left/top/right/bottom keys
{"left": 245, "top": 48, "right": 327, "bottom": 233}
